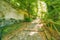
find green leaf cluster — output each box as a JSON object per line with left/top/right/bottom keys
{"left": 42, "top": 0, "right": 60, "bottom": 22}
{"left": 5, "top": 0, "right": 37, "bottom": 16}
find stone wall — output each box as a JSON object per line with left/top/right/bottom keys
{"left": 0, "top": 0, "right": 24, "bottom": 20}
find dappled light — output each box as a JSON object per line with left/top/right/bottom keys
{"left": 0, "top": 0, "right": 60, "bottom": 40}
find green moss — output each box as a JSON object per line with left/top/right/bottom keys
{"left": 2, "top": 22, "right": 23, "bottom": 37}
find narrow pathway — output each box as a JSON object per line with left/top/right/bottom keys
{"left": 3, "top": 18, "right": 47, "bottom": 40}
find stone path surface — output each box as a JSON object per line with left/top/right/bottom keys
{"left": 3, "top": 18, "right": 47, "bottom": 40}
{"left": 9, "top": 24, "right": 45, "bottom": 40}
{"left": 10, "top": 30, "right": 43, "bottom": 40}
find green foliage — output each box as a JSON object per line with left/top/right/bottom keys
{"left": 7, "top": 0, "right": 38, "bottom": 21}
{"left": 42, "top": 0, "right": 60, "bottom": 22}
{"left": 24, "top": 15, "right": 33, "bottom": 22}
{"left": 41, "top": 0, "right": 60, "bottom": 39}
{"left": 2, "top": 22, "right": 23, "bottom": 37}
{"left": 5, "top": 0, "right": 37, "bottom": 15}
